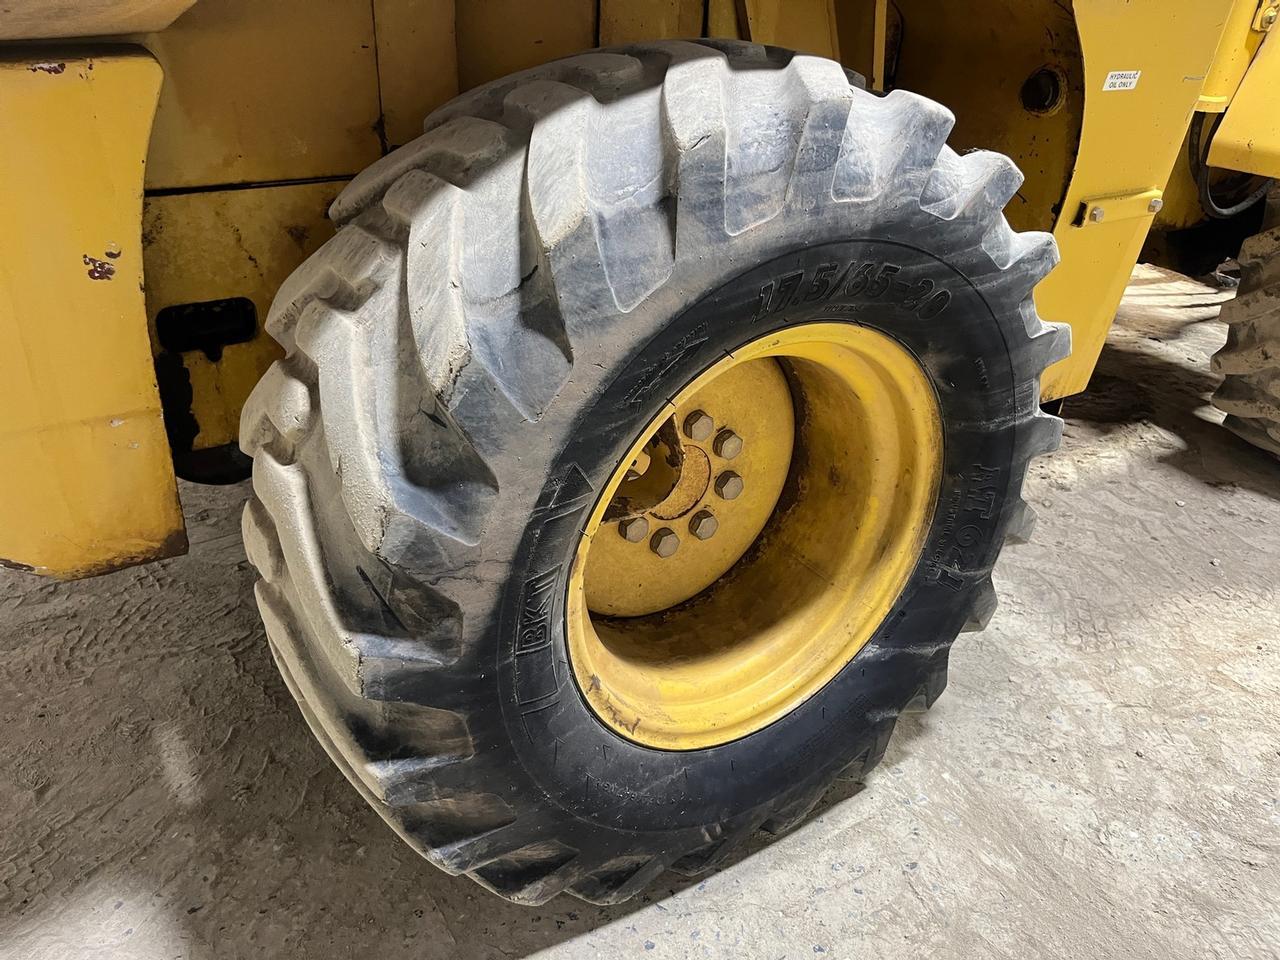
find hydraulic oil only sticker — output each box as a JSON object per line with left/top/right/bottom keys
{"left": 1103, "top": 70, "right": 1141, "bottom": 91}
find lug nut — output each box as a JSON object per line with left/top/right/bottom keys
{"left": 715, "top": 471, "right": 744, "bottom": 500}
{"left": 650, "top": 527, "right": 680, "bottom": 558}
{"left": 689, "top": 510, "right": 718, "bottom": 540}
{"left": 713, "top": 429, "right": 743, "bottom": 459}
{"left": 618, "top": 516, "right": 649, "bottom": 543}
{"left": 683, "top": 410, "right": 714, "bottom": 442}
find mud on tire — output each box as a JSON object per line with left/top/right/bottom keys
{"left": 1213, "top": 185, "right": 1280, "bottom": 458}
{"left": 239, "top": 40, "right": 1069, "bottom": 904}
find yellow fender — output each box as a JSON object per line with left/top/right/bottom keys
{"left": 1210, "top": 28, "right": 1280, "bottom": 178}
{"left": 0, "top": 50, "right": 186, "bottom": 577}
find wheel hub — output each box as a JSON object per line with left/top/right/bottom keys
{"left": 584, "top": 359, "right": 795, "bottom": 618}
{"left": 568, "top": 323, "right": 943, "bottom": 750}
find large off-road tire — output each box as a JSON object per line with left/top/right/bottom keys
{"left": 1213, "top": 185, "right": 1280, "bottom": 457}
{"left": 239, "top": 40, "right": 1068, "bottom": 904}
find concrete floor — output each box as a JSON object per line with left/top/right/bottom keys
{"left": 2, "top": 268, "right": 1278, "bottom": 960}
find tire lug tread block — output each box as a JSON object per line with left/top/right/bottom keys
{"left": 1212, "top": 188, "right": 1280, "bottom": 459}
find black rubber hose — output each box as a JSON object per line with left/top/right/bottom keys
{"left": 1188, "top": 112, "right": 1273, "bottom": 221}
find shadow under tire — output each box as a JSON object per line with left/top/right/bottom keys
{"left": 238, "top": 40, "right": 1069, "bottom": 905}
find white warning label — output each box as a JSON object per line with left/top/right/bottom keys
{"left": 1103, "top": 70, "right": 1141, "bottom": 91}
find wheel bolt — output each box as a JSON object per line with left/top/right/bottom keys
{"left": 713, "top": 429, "right": 743, "bottom": 459}
{"left": 689, "top": 510, "right": 718, "bottom": 540}
{"left": 618, "top": 516, "right": 649, "bottom": 543}
{"left": 650, "top": 527, "right": 680, "bottom": 558}
{"left": 715, "top": 471, "right": 744, "bottom": 500}
{"left": 683, "top": 410, "right": 714, "bottom": 442}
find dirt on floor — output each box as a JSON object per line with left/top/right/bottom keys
{"left": 1, "top": 266, "right": 1278, "bottom": 960}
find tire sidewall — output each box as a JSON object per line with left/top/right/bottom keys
{"left": 497, "top": 237, "right": 1020, "bottom": 833}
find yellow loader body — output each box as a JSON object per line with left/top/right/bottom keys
{"left": 2, "top": 0, "right": 1278, "bottom": 576}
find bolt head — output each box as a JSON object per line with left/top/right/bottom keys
{"left": 1148, "top": 198, "right": 1164, "bottom": 214}
{"left": 715, "top": 471, "right": 744, "bottom": 501}
{"left": 683, "top": 410, "right": 714, "bottom": 442}
{"left": 689, "top": 510, "right": 719, "bottom": 540}
{"left": 618, "top": 516, "right": 649, "bottom": 543}
{"left": 1263, "top": 6, "right": 1278, "bottom": 28}
{"left": 1089, "top": 206, "right": 1105, "bottom": 223}
{"left": 650, "top": 527, "right": 680, "bottom": 558}
{"left": 713, "top": 429, "right": 743, "bottom": 459}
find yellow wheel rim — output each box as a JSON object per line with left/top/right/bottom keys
{"left": 566, "top": 323, "right": 943, "bottom": 750}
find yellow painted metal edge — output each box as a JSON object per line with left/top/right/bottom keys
{"left": 0, "top": 0, "right": 196, "bottom": 42}
{"left": 1197, "top": 0, "right": 1269, "bottom": 112}
{"left": 0, "top": 49, "right": 187, "bottom": 578}
{"left": 741, "top": 0, "right": 840, "bottom": 59}
{"left": 600, "top": 0, "right": 705, "bottom": 45}
{"left": 1037, "top": 0, "right": 1240, "bottom": 400}
{"left": 1208, "top": 29, "right": 1280, "bottom": 177}
{"left": 454, "top": 0, "right": 596, "bottom": 91}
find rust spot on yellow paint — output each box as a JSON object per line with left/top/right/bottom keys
{"left": 83, "top": 254, "right": 116, "bottom": 281}
{"left": 28, "top": 62, "right": 66, "bottom": 75}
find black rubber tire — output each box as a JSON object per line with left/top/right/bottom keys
{"left": 239, "top": 40, "right": 1069, "bottom": 905}
{"left": 1213, "top": 185, "right": 1280, "bottom": 457}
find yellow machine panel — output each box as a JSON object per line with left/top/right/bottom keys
{"left": 1036, "top": 0, "right": 1243, "bottom": 399}
{"left": 707, "top": 0, "right": 747, "bottom": 39}
{"left": 0, "top": 51, "right": 185, "bottom": 577}
{"left": 373, "top": 0, "right": 460, "bottom": 148}
{"left": 455, "top": 0, "right": 596, "bottom": 90}
{"left": 741, "top": 0, "right": 841, "bottom": 60}
{"left": 1197, "top": 0, "right": 1269, "bottom": 112}
{"left": 886, "top": 0, "right": 1085, "bottom": 236}
{"left": 0, "top": 0, "right": 195, "bottom": 41}
{"left": 600, "top": 0, "right": 705, "bottom": 45}
{"left": 142, "top": 183, "right": 340, "bottom": 460}
{"left": 142, "top": 0, "right": 385, "bottom": 189}
{"left": 1209, "top": 29, "right": 1280, "bottom": 178}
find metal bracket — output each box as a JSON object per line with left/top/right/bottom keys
{"left": 1073, "top": 188, "right": 1166, "bottom": 227}
{"left": 1254, "top": 1, "right": 1278, "bottom": 33}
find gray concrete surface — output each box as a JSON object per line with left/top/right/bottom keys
{"left": 2, "top": 267, "right": 1278, "bottom": 960}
